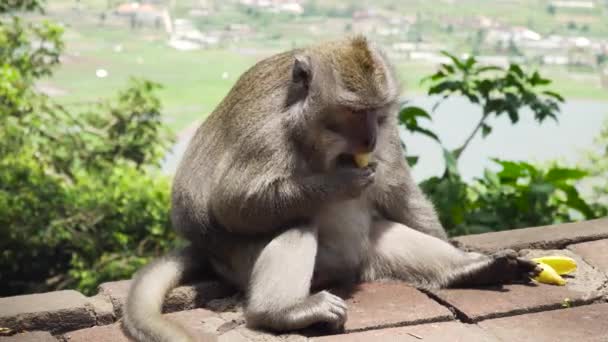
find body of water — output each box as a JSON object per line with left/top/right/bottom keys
{"left": 163, "top": 96, "right": 608, "bottom": 182}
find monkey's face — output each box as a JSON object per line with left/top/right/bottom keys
{"left": 322, "top": 105, "right": 385, "bottom": 151}
{"left": 289, "top": 36, "right": 400, "bottom": 169}
{"left": 313, "top": 101, "right": 396, "bottom": 169}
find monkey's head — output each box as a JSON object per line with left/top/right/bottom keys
{"left": 287, "top": 36, "right": 401, "bottom": 170}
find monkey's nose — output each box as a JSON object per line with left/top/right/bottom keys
{"left": 363, "top": 134, "right": 377, "bottom": 151}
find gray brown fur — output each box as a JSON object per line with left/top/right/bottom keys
{"left": 124, "top": 36, "right": 540, "bottom": 341}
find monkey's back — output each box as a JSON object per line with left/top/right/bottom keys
{"left": 170, "top": 48, "right": 305, "bottom": 246}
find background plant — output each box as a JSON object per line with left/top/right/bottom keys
{"left": 399, "top": 52, "right": 605, "bottom": 236}
{"left": 0, "top": 2, "right": 176, "bottom": 296}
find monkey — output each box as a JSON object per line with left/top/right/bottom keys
{"left": 123, "top": 36, "right": 540, "bottom": 342}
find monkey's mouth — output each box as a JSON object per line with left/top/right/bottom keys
{"left": 336, "top": 153, "right": 357, "bottom": 168}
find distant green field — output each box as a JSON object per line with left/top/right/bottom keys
{"left": 40, "top": 1, "right": 607, "bottom": 134}
{"left": 45, "top": 26, "right": 607, "bottom": 133}
{"left": 45, "top": 25, "right": 260, "bottom": 131}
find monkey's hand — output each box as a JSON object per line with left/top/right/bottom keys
{"left": 330, "top": 164, "right": 376, "bottom": 199}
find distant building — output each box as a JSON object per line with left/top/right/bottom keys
{"left": 239, "top": 0, "right": 304, "bottom": 15}
{"left": 600, "top": 67, "right": 608, "bottom": 89}
{"left": 168, "top": 18, "right": 221, "bottom": 51}
{"left": 487, "top": 26, "right": 542, "bottom": 46}
{"left": 551, "top": 1, "right": 595, "bottom": 9}
{"left": 114, "top": 2, "right": 171, "bottom": 32}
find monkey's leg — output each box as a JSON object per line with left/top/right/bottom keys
{"left": 362, "top": 220, "right": 540, "bottom": 288}
{"left": 245, "top": 226, "right": 347, "bottom": 332}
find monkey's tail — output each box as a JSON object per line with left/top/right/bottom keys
{"left": 123, "top": 248, "right": 197, "bottom": 342}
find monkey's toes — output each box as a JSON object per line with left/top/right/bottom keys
{"left": 312, "top": 291, "right": 348, "bottom": 331}
{"left": 517, "top": 257, "right": 542, "bottom": 278}
{"left": 491, "top": 250, "right": 539, "bottom": 283}
{"left": 492, "top": 249, "right": 518, "bottom": 260}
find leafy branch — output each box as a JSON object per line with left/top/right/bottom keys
{"left": 404, "top": 51, "right": 564, "bottom": 162}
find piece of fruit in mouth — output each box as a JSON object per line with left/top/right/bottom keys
{"left": 354, "top": 153, "right": 370, "bottom": 168}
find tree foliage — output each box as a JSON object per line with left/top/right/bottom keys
{"left": 0, "top": 5, "right": 175, "bottom": 296}
{"left": 399, "top": 53, "right": 605, "bottom": 236}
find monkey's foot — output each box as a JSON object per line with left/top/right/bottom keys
{"left": 487, "top": 249, "right": 542, "bottom": 284}
{"left": 450, "top": 249, "right": 542, "bottom": 287}
{"left": 247, "top": 290, "right": 347, "bottom": 332}
{"left": 304, "top": 291, "right": 348, "bottom": 331}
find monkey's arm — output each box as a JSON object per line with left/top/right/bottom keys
{"left": 373, "top": 162, "right": 448, "bottom": 240}
{"left": 211, "top": 167, "right": 371, "bottom": 235}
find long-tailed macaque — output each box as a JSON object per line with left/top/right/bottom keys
{"left": 124, "top": 36, "right": 540, "bottom": 342}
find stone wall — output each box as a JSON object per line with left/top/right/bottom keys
{"left": 1, "top": 218, "right": 607, "bottom": 341}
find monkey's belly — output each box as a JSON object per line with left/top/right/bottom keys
{"left": 313, "top": 199, "right": 373, "bottom": 286}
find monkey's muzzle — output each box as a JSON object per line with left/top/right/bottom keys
{"left": 336, "top": 153, "right": 372, "bottom": 169}
{"left": 353, "top": 153, "right": 371, "bottom": 168}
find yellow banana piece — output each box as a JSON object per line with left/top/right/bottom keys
{"left": 534, "top": 262, "right": 566, "bottom": 286}
{"left": 354, "top": 153, "right": 370, "bottom": 168}
{"left": 532, "top": 256, "right": 577, "bottom": 275}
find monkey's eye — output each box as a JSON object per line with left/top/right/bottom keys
{"left": 377, "top": 115, "right": 388, "bottom": 125}
{"left": 325, "top": 122, "right": 340, "bottom": 133}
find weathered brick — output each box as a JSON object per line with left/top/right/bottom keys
{"left": 235, "top": 324, "right": 305, "bottom": 342}
{"left": 97, "top": 280, "right": 235, "bottom": 319}
{"left": 479, "top": 303, "right": 608, "bottom": 342}
{"left": 0, "top": 331, "right": 57, "bottom": 341}
{"left": 568, "top": 239, "right": 608, "bottom": 276}
{"left": 63, "top": 324, "right": 131, "bottom": 342}
{"left": 64, "top": 308, "right": 242, "bottom": 342}
{"left": 311, "top": 321, "right": 499, "bottom": 342}
{"left": 97, "top": 280, "right": 131, "bottom": 318}
{"left": 165, "top": 308, "right": 229, "bottom": 341}
{"left": 431, "top": 249, "right": 605, "bottom": 322}
{"left": 0, "top": 290, "right": 95, "bottom": 334}
{"left": 86, "top": 295, "right": 115, "bottom": 325}
{"left": 164, "top": 281, "right": 236, "bottom": 313}
{"left": 452, "top": 218, "right": 608, "bottom": 253}
{"left": 432, "top": 282, "right": 592, "bottom": 322}
{"left": 335, "top": 282, "right": 453, "bottom": 332}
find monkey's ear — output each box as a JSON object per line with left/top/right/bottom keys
{"left": 292, "top": 55, "right": 312, "bottom": 88}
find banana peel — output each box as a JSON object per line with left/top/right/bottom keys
{"left": 534, "top": 263, "right": 566, "bottom": 286}
{"left": 531, "top": 256, "right": 577, "bottom": 286}
{"left": 532, "top": 256, "right": 577, "bottom": 275}
{"left": 354, "top": 153, "right": 371, "bottom": 168}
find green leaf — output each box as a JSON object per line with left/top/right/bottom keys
{"left": 529, "top": 71, "right": 551, "bottom": 86}
{"left": 545, "top": 168, "right": 588, "bottom": 182}
{"left": 481, "top": 123, "right": 492, "bottom": 138}
{"left": 399, "top": 106, "right": 440, "bottom": 142}
{"left": 399, "top": 106, "right": 431, "bottom": 120}
{"left": 475, "top": 65, "right": 503, "bottom": 74}
{"left": 428, "top": 80, "right": 462, "bottom": 95}
{"left": 406, "top": 155, "right": 419, "bottom": 167}
{"left": 562, "top": 185, "right": 595, "bottom": 218}
{"left": 530, "top": 182, "right": 555, "bottom": 195}
{"left": 483, "top": 168, "right": 500, "bottom": 187}
{"left": 440, "top": 51, "right": 466, "bottom": 71}
{"left": 542, "top": 90, "right": 565, "bottom": 102}
{"left": 443, "top": 149, "right": 459, "bottom": 176}
{"left": 508, "top": 64, "right": 524, "bottom": 78}
{"left": 494, "top": 159, "right": 528, "bottom": 180}
{"left": 417, "top": 127, "right": 440, "bottom": 141}
{"left": 464, "top": 56, "right": 476, "bottom": 70}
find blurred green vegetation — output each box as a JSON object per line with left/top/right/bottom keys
{"left": 1, "top": 3, "right": 176, "bottom": 296}
{"left": 399, "top": 52, "right": 606, "bottom": 235}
